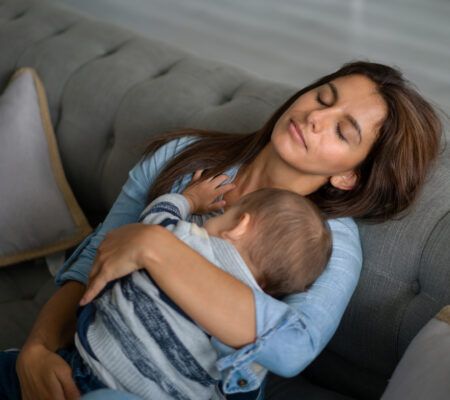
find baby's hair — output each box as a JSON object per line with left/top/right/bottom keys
{"left": 235, "top": 188, "right": 332, "bottom": 298}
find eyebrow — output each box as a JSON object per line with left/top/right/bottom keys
{"left": 327, "top": 82, "right": 362, "bottom": 144}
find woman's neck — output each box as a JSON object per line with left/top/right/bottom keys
{"left": 235, "top": 144, "right": 328, "bottom": 197}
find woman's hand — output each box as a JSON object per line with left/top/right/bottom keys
{"left": 16, "top": 342, "right": 80, "bottom": 400}
{"left": 80, "top": 223, "right": 157, "bottom": 305}
{"left": 182, "top": 170, "right": 235, "bottom": 214}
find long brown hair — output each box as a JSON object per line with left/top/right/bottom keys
{"left": 144, "top": 61, "right": 443, "bottom": 222}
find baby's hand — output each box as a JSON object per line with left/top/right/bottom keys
{"left": 183, "top": 169, "right": 236, "bottom": 214}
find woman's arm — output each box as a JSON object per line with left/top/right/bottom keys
{"left": 82, "top": 223, "right": 256, "bottom": 346}
{"left": 16, "top": 281, "right": 84, "bottom": 400}
{"left": 144, "top": 226, "right": 256, "bottom": 346}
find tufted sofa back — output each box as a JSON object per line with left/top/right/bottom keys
{"left": 1, "top": 1, "right": 449, "bottom": 399}
{"left": 0, "top": 0, "right": 294, "bottom": 223}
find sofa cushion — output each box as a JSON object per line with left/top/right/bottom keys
{"left": 0, "top": 259, "right": 55, "bottom": 349}
{"left": 381, "top": 305, "right": 450, "bottom": 400}
{"left": 0, "top": 68, "right": 91, "bottom": 267}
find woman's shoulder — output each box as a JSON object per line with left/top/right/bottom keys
{"left": 327, "top": 217, "right": 361, "bottom": 250}
{"left": 326, "top": 217, "right": 362, "bottom": 263}
{"left": 327, "top": 216, "right": 358, "bottom": 234}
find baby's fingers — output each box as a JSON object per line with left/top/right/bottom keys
{"left": 209, "top": 174, "right": 230, "bottom": 186}
{"left": 215, "top": 183, "right": 236, "bottom": 197}
{"left": 190, "top": 169, "right": 204, "bottom": 183}
{"left": 208, "top": 200, "right": 227, "bottom": 212}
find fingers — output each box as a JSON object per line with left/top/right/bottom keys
{"left": 190, "top": 169, "right": 204, "bottom": 183}
{"left": 46, "top": 373, "right": 67, "bottom": 400}
{"left": 208, "top": 174, "right": 230, "bottom": 186}
{"left": 58, "top": 368, "right": 81, "bottom": 400}
{"left": 215, "top": 182, "right": 236, "bottom": 196}
{"left": 81, "top": 260, "right": 109, "bottom": 305}
{"left": 88, "top": 256, "right": 101, "bottom": 281}
{"left": 80, "top": 275, "right": 107, "bottom": 306}
{"left": 189, "top": 171, "right": 232, "bottom": 190}
{"left": 208, "top": 200, "right": 227, "bottom": 212}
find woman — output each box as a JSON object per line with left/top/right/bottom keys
{"left": 14, "top": 61, "right": 442, "bottom": 400}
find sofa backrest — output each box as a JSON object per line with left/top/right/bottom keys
{"left": 1, "top": 1, "right": 449, "bottom": 398}
{"left": 0, "top": 0, "right": 294, "bottom": 222}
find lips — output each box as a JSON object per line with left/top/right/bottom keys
{"left": 289, "top": 119, "right": 307, "bottom": 149}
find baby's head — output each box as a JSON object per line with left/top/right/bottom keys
{"left": 203, "top": 188, "right": 332, "bottom": 298}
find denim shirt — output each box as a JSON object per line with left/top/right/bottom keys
{"left": 56, "top": 136, "right": 362, "bottom": 396}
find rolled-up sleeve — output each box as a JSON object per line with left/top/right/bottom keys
{"left": 55, "top": 137, "right": 195, "bottom": 286}
{"left": 212, "top": 217, "right": 362, "bottom": 393}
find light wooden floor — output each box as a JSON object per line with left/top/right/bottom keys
{"left": 55, "top": 0, "right": 450, "bottom": 116}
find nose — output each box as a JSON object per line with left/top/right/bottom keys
{"left": 307, "top": 108, "right": 334, "bottom": 134}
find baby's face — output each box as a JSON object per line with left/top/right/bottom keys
{"left": 203, "top": 207, "right": 240, "bottom": 237}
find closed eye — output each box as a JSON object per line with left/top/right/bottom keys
{"left": 316, "top": 91, "right": 348, "bottom": 142}
{"left": 316, "top": 93, "right": 331, "bottom": 107}
{"left": 336, "top": 124, "right": 347, "bottom": 142}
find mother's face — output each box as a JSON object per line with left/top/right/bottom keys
{"left": 271, "top": 74, "right": 387, "bottom": 190}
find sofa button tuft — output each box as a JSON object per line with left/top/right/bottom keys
{"left": 411, "top": 280, "right": 421, "bottom": 294}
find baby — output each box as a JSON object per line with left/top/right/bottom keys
{"left": 0, "top": 172, "right": 332, "bottom": 400}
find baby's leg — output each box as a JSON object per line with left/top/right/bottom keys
{"left": 0, "top": 349, "right": 22, "bottom": 400}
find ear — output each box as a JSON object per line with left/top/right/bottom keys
{"left": 221, "top": 213, "right": 251, "bottom": 241}
{"left": 329, "top": 171, "right": 358, "bottom": 191}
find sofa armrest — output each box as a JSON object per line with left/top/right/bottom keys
{"left": 381, "top": 305, "right": 450, "bottom": 400}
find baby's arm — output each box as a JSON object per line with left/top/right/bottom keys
{"left": 182, "top": 169, "right": 235, "bottom": 214}
{"left": 140, "top": 170, "right": 235, "bottom": 225}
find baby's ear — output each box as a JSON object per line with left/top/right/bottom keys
{"left": 329, "top": 171, "right": 358, "bottom": 191}
{"left": 222, "top": 213, "right": 251, "bottom": 241}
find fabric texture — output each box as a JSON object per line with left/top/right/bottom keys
{"left": 0, "top": 67, "right": 91, "bottom": 267}
{"left": 381, "top": 305, "right": 450, "bottom": 400}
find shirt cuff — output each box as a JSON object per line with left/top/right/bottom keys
{"left": 211, "top": 288, "right": 298, "bottom": 393}
{"left": 55, "top": 223, "right": 104, "bottom": 286}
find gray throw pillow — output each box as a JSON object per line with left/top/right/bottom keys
{"left": 381, "top": 305, "right": 450, "bottom": 400}
{"left": 0, "top": 68, "right": 91, "bottom": 267}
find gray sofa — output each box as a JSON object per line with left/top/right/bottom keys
{"left": 1, "top": 0, "right": 449, "bottom": 399}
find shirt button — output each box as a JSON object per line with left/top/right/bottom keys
{"left": 238, "top": 379, "right": 248, "bottom": 387}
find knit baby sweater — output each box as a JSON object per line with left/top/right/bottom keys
{"left": 74, "top": 193, "right": 262, "bottom": 400}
